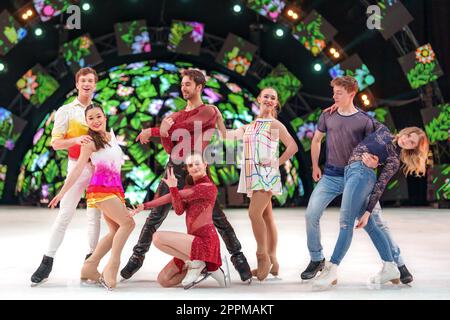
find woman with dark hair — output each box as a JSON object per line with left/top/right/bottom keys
{"left": 215, "top": 87, "right": 298, "bottom": 281}
{"left": 129, "top": 153, "right": 228, "bottom": 289}
{"left": 49, "top": 104, "right": 135, "bottom": 290}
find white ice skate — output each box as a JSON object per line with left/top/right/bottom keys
{"left": 311, "top": 261, "right": 338, "bottom": 291}
{"left": 369, "top": 261, "right": 400, "bottom": 285}
{"left": 210, "top": 263, "right": 231, "bottom": 288}
{"left": 182, "top": 260, "right": 207, "bottom": 290}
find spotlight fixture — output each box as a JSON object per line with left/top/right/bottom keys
{"left": 325, "top": 42, "right": 346, "bottom": 62}
{"left": 283, "top": 5, "right": 301, "bottom": 23}
{"left": 17, "top": 4, "right": 37, "bottom": 22}
{"left": 358, "top": 90, "right": 376, "bottom": 108}
{"left": 0, "top": 62, "right": 7, "bottom": 74}
{"left": 275, "top": 28, "right": 284, "bottom": 38}
{"left": 233, "top": 4, "right": 242, "bottom": 13}
{"left": 82, "top": 2, "right": 91, "bottom": 11}
{"left": 34, "top": 27, "right": 43, "bottom": 37}
{"left": 313, "top": 63, "right": 322, "bottom": 72}
{"left": 329, "top": 47, "right": 341, "bottom": 59}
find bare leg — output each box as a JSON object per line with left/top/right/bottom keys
{"left": 248, "top": 191, "right": 273, "bottom": 280}
{"left": 157, "top": 260, "right": 188, "bottom": 288}
{"left": 152, "top": 231, "right": 195, "bottom": 261}
{"left": 97, "top": 197, "right": 135, "bottom": 288}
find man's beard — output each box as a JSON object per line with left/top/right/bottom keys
{"left": 183, "top": 92, "right": 194, "bottom": 100}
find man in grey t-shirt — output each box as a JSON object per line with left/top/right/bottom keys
{"left": 301, "top": 76, "right": 413, "bottom": 285}
{"left": 317, "top": 108, "right": 374, "bottom": 175}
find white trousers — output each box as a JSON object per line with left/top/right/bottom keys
{"left": 45, "top": 159, "right": 101, "bottom": 257}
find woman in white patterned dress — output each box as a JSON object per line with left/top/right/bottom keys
{"left": 215, "top": 87, "right": 298, "bottom": 281}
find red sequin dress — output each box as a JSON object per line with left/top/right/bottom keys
{"left": 142, "top": 175, "right": 221, "bottom": 272}
{"left": 149, "top": 104, "right": 217, "bottom": 162}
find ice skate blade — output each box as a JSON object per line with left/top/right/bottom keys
{"left": 80, "top": 279, "right": 100, "bottom": 287}
{"left": 183, "top": 272, "right": 210, "bottom": 290}
{"left": 367, "top": 277, "right": 400, "bottom": 289}
{"left": 265, "top": 275, "right": 282, "bottom": 281}
{"left": 30, "top": 278, "right": 48, "bottom": 287}
{"left": 222, "top": 254, "right": 232, "bottom": 288}
{"left": 311, "top": 279, "right": 337, "bottom": 291}
{"left": 300, "top": 278, "right": 314, "bottom": 284}
{"left": 99, "top": 276, "right": 115, "bottom": 291}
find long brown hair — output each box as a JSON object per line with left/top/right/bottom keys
{"left": 85, "top": 104, "right": 110, "bottom": 151}
{"left": 395, "top": 127, "right": 429, "bottom": 176}
{"left": 184, "top": 152, "right": 213, "bottom": 186}
{"left": 257, "top": 87, "right": 281, "bottom": 119}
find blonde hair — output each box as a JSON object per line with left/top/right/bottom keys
{"left": 396, "top": 127, "right": 429, "bottom": 176}
{"left": 257, "top": 87, "right": 281, "bottom": 118}
{"left": 330, "top": 76, "right": 359, "bottom": 94}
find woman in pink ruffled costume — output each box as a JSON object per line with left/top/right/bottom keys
{"left": 49, "top": 104, "right": 135, "bottom": 290}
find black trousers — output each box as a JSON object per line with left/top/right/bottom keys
{"left": 131, "top": 161, "right": 242, "bottom": 258}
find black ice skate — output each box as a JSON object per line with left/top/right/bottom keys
{"left": 30, "top": 255, "right": 53, "bottom": 287}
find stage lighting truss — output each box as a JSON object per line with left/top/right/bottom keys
{"left": 6, "top": 25, "right": 312, "bottom": 117}
{"left": 358, "top": 0, "right": 445, "bottom": 124}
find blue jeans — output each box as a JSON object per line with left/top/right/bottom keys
{"left": 329, "top": 161, "right": 393, "bottom": 265}
{"left": 370, "top": 203, "right": 404, "bottom": 266}
{"left": 305, "top": 168, "right": 404, "bottom": 266}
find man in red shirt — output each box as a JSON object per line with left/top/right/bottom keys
{"left": 120, "top": 69, "right": 252, "bottom": 283}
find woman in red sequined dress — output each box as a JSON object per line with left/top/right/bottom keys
{"left": 129, "top": 153, "right": 228, "bottom": 288}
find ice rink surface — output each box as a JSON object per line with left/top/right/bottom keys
{"left": 1, "top": 206, "right": 449, "bottom": 300}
